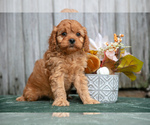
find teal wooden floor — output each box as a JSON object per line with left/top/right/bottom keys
{"left": 0, "top": 95, "right": 150, "bottom": 125}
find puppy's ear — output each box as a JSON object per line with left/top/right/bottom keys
{"left": 49, "top": 26, "right": 58, "bottom": 51}
{"left": 83, "top": 27, "right": 89, "bottom": 52}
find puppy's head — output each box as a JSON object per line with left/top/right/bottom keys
{"left": 49, "top": 19, "right": 89, "bottom": 53}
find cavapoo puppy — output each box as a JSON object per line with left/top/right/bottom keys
{"left": 16, "top": 19, "right": 100, "bottom": 106}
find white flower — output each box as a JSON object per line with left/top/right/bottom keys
{"left": 89, "top": 33, "right": 109, "bottom": 60}
{"left": 89, "top": 33, "right": 108, "bottom": 50}
{"left": 97, "top": 67, "right": 110, "bottom": 75}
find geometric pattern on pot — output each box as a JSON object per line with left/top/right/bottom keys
{"left": 86, "top": 74, "right": 119, "bottom": 103}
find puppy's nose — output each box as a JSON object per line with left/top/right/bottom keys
{"left": 69, "top": 39, "right": 75, "bottom": 44}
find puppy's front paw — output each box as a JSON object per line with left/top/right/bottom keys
{"left": 52, "top": 98, "right": 70, "bottom": 106}
{"left": 16, "top": 96, "right": 25, "bottom": 101}
{"left": 84, "top": 98, "right": 100, "bottom": 105}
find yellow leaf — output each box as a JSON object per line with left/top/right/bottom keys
{"left": 89, "top": 50, "right": 98, "bottom": 55}
{"left": 123, "top": 72, "right": 136, "bottom": 81}
{"left": 120, "top": 48, "right": 125, "bottom": 57}
{"left": 117, "top": 55, "right": 143, "bottom": 73}
{"left": 116, "top": 55, "right": 143, "bottom": 81}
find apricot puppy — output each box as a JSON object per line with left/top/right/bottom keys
{"left": 16, "top": 19, "right": 100, "bottom": 106}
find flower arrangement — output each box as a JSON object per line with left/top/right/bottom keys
{"left": 88, "top": 33, "right": 143, "bottom": 81}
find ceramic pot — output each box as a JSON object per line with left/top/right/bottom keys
{"left": 86, "top": 74, "right": 119, "bottom": 103}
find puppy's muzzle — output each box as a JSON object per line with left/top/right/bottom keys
{"left": 69, "top": 39, "right": 75, "bottom": 44}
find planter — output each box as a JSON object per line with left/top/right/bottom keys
{"left": 86, "top": 74, "right": 119, "bottom": 103}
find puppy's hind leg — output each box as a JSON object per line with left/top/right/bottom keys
{"left": 24, "top": 86, "right": 42, "bottom": 101}
{"left": 16, "top": 85, "right": 41, "bottom": 101}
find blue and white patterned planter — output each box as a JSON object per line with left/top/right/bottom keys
{"left": 86, "top": 74, "right": 119, "bottom": 103}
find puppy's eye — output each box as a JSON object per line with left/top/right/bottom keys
{"left": 76, "top": 32, "right": 81, "bottom": 36}
{"left": 62, "top": 32, "right": 67, "bottom": 36}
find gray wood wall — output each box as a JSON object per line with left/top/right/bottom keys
{"left": 0, "top": 0, "right": 150, "bottom": 95}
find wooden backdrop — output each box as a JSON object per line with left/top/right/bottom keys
{"left": 0, "top": 0, "right": 150, "bottom": 95}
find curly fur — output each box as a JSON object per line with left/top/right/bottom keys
{"left": 16, "top": 19, "right": 100, "bottom": 106}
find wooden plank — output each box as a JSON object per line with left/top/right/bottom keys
{"left": 129, "top": 0, "right": 149, "bottom": 88}
{"left": 14, "top": 13, "right": 25, "bottom": 94}
{"left": 6, "top": 13, "right": 16, "bottom": 95}
{"left": 53, "top": 13, "right": 69, "bottom": 26}
{"left": 146, "top": 14, "right": 150, "bottom": 78}
{"left": 115, "top": 12, "right": 132, "bottom": 88}
{"left": 115, "top": 0, "right": 129, "bottom": 12}
{"left": 99, "top": 0, "right": 130, "bottom": 88}
{"left": 84, "top": 13, "right": 99, "bottom": 39}
{"left": 22, "top": 0, "right": 39, "bottom": 12}
{"left": 99, "top": 0, "right": 115, "bottom": 40}
{"left": 68, "top": 0, "right": 84, "bottom": 12}
{"left": 67, "top": 0, "right": 84, "bottom": 25}
{"left": 7, "top": 0, "right": 22, "bottom": 12}
{"left": 99, "top": 13, "right": 115, "bottom": 42}
{"left": 38, "top": 0, "right": 53, "bottom": 12}
{"left": 84, "top": 0, "right": 99, "bottom": 39}
{"left": 38, "top": 13, "right": 53, "bottom": 58}
{"left": 68, "top": 13, "right": 84, "bottom": 26}
{"left": 7, "top": 13, "right": 25, "bottom": 95}
{"left": 147, "top": 13, "right": 150, "bottom": 88}
{"left": 129, "top": 13, "right": 149, "bottom": 88}
{"left": 22, "top": 13, "right": 40, "bottom": 83}
{"left": 99, "top": 0, "right": 115, "bottom": 12}
{"left": 129, "top": 0, "right": 146, "bottom": 12}
{"left": 116, "top": 13, "right": 132, "bottom": 88}
{"left": 84, "top": 0, "right": 99, "bottom": 12}
{"left": 53, "top": 0, "right": 69, "bottom": 25}
{"left": 0, "top": 0, "right": 22, "bottom": 12}
{"left": 146, "top": 0, "right": 150, "bottom": 12}
{"left": 0, "top": 0, "right": 55, "bottom": 13}
{"left": 0, "top": 13, "right": 8, "bottom": 95}
{"left": 54, "top": 0, "right": 84, "bottom": 26}
{"left": 53, "top": 0, "right": 69, "bottom": 12}
{"left": 0, "top": 0, "right": 6, "bottom": 12}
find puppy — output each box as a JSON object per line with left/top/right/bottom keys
{"left": 16, "top": 19, "right": 100, "bottom": 106}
